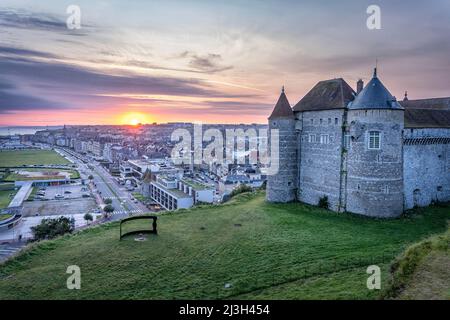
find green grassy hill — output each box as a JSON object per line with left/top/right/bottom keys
{"left": 383, "top": 225, "right": 449, "bottom": 300}
{"left": 0, "top": 192, "right": 448, "bottom": 300}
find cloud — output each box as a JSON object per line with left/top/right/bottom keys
{"left": 0, "top": 48, "right": 257, "bottom": 113}
{"left": 189, "top": 53, "right": 233, "bottom": 73}
{"left": 0, "top": 80, "right": 64, "bottom": 113}
{"left": 0, "top": 8, "right": 91, "bottom": 35}
{"left": 0, "top": 45, "right": 58, "bottom": 59}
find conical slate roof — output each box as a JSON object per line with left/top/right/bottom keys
{"left": 268, "top": 87, "right": 294, "bottom": 119}
{"left": 348, "top": 68, "right": 403, "bottom": 110}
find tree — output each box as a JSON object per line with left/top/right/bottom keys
{"left": 88, "top": 175, "right": 94, "bottom": 180}
{"left": 104, "top": 198, "right": 112, "bottom": 205}
{"left": 31, "top": 216, "right": 75, "bottom": 241}
{"left": 103, "top": 204, "right": 114, "bottom": 218}
{"left": 84, "top": 213, "right": 93, "bottom": 224}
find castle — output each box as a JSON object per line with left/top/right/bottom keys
{"left": 267, "top": 68, "right": 450, "bottom": 217}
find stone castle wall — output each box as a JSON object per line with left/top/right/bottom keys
{"left": 403, "top": 128, "right": 450, "bottom": 209}
{"left": 266, "top": 118, "right": 297, "bottom": 202}
{"left": 345, "top": 109, "right": 404, "bottom": 217}
{"left": 296, "top": 110, "right": 345, "bottom": 211}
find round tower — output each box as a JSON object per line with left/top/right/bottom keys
{"left": 346, "top": 68, "right": 404, "bottom": 217}
{"left": 266, "top": 87, "right": 297, "bottom": 203}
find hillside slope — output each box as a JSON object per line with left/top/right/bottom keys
{"left": 0, "top": 192, "right": 449, "bottom": 300}
{"left": 384, "top": 225, "right": 449, "bottom": 300}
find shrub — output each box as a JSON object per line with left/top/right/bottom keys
{"left": 31, "top": 216, "right": 75, "bottom": 241}
{"left": 318, "top": 196, "right": 329, "bottom": 209}
{"left": 229, "top": 184, "right": 253, "bottom": 198}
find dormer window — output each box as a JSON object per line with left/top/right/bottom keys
{"left": 368, "top": 131, "right": 381, "bottom": 150}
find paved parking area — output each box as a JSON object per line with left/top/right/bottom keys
{"left": 36, "top": 184, "right": 89, "bottom": 200}
{"left": 22, "top": 198, "right": 97, "bottom": 217}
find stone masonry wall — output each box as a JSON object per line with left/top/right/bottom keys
{"left": 346, "top": 109, "right": 404, "bottom": 217}
{"left": 403, "top": 128, "right": 450, "bottom": 209}
{"left": 296, "top": 109, "right": 345, "bottom": 211}
{"left": 266, "top": 118, "right": 297, "bottom": 202}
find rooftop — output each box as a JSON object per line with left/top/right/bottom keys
{"left": 151, "top": 181, "right": 191, "bottom": 199}
{"left": 181, "top": 177, "right": 213, "bottom": 190}
{"left": 404, "top": 108, "right": 450, "bottom": 128}
{"left": 268, "top": 87, "right": 294, "bottom": 119}
{"left": 293, "top": 78, "right": 355, "bottom": 112}
{"left": 348, "top": 68, "right": 403, "bottom": 110}
{"left": 8, "top": 181, "right": 32, "bottom": 208}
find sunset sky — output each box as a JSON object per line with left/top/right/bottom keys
{"left": 1, "top": 0, "right": 450, "bottom": 125}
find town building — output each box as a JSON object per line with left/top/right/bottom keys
{"left": 145, "top": 174, "right": 215, "bottom": 210}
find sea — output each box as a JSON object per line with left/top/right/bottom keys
{"left": 0, "top": 126, "right": 63, "bottom": 136}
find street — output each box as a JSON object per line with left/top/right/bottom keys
{"left": 57, "top": 147, "right": 148, "bottom": 221}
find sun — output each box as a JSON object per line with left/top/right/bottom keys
{"left": 120, "top": 112, "right": 151, "bottom": 126}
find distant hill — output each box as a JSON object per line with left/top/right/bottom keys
{"left": 0, "top": 191, "right": 448, "bottom": 299}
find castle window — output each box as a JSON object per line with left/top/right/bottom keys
{"left": 308, "top": 134, "right": 316, "bottom": 143}
{"left": 344, "top": 133, "right": 351, "bottom": 149}
{"left": 320, "top": 134, "right": 329, "bottom": 144}
{"left": 437, "top": 186, "right": 443, "bottom": 191}
{"left": 335, "top": 118, "right": 338, "bottom": 125}
{"left": 320, "top": 118, "right": 323, "bottom": 125}
{"left": 368, "top": 131, "right": 381, "bottom": 149}
{"left": 328, "top": 118, "right": 331, "bottom": 125}
{"left": 384, "top": 186, "right": 389, "bottom": 194}
{"left": 310, "top": 119, "right": 314, "bottom": 125}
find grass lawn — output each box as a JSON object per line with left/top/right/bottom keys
{"left": 0, "top": 189, "right": 17, "bottom": 209}
{"left": 0, "top": 214, "right": 12, "bottom": 221}
{"left": 384, "top": 226, "right": 450, "bottom": 299}
{"left": 4, "top": 168, "right": 79, "bottom": 181}
{"left": 0, "top": 149, "right": 70, "bottom": 167}
{"left": 132, "top": 192, "right": 148, "bottom": 202}
{"left": 0, "top": 192, "right": 448, "bottom": 300}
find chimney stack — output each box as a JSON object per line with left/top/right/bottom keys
{"left": 357, "top": 79, "right": 364, "bottom": 94}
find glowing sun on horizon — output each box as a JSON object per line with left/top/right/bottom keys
{"left": 120, "top": 112, "right": 151, "bottom": 126}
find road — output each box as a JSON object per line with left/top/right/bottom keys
{"left": 0, "top": 242, "right": 27, "bottom": 262}
{"left": 57, "top": 148, "right": 148, "bottom": 221}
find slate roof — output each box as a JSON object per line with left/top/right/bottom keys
{"left": 348, "top": 68, "right": 403, "bottom": 110}
{"left": 292, "top": 78, "right": 355, "bottom": 112}
{"left": 268, "top": 88, "right": 294, "bottom": 119}
{"left": 404, "top": 108, "right": 450, "bottom": 128}
{"left": 400, "top": 97, "right": 450, "bottom": 111}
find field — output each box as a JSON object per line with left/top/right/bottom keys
{"left": 0, "top": 189, "right": 17, "bottom": 209}
{"left": 0, "top": 149, "right": 70, "bottom": 167}
{"left": 3, "top": 168, "right": 80, "bottom": 181}
{"left": 0, "top": 192, "right": 448, "bottom": 300}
